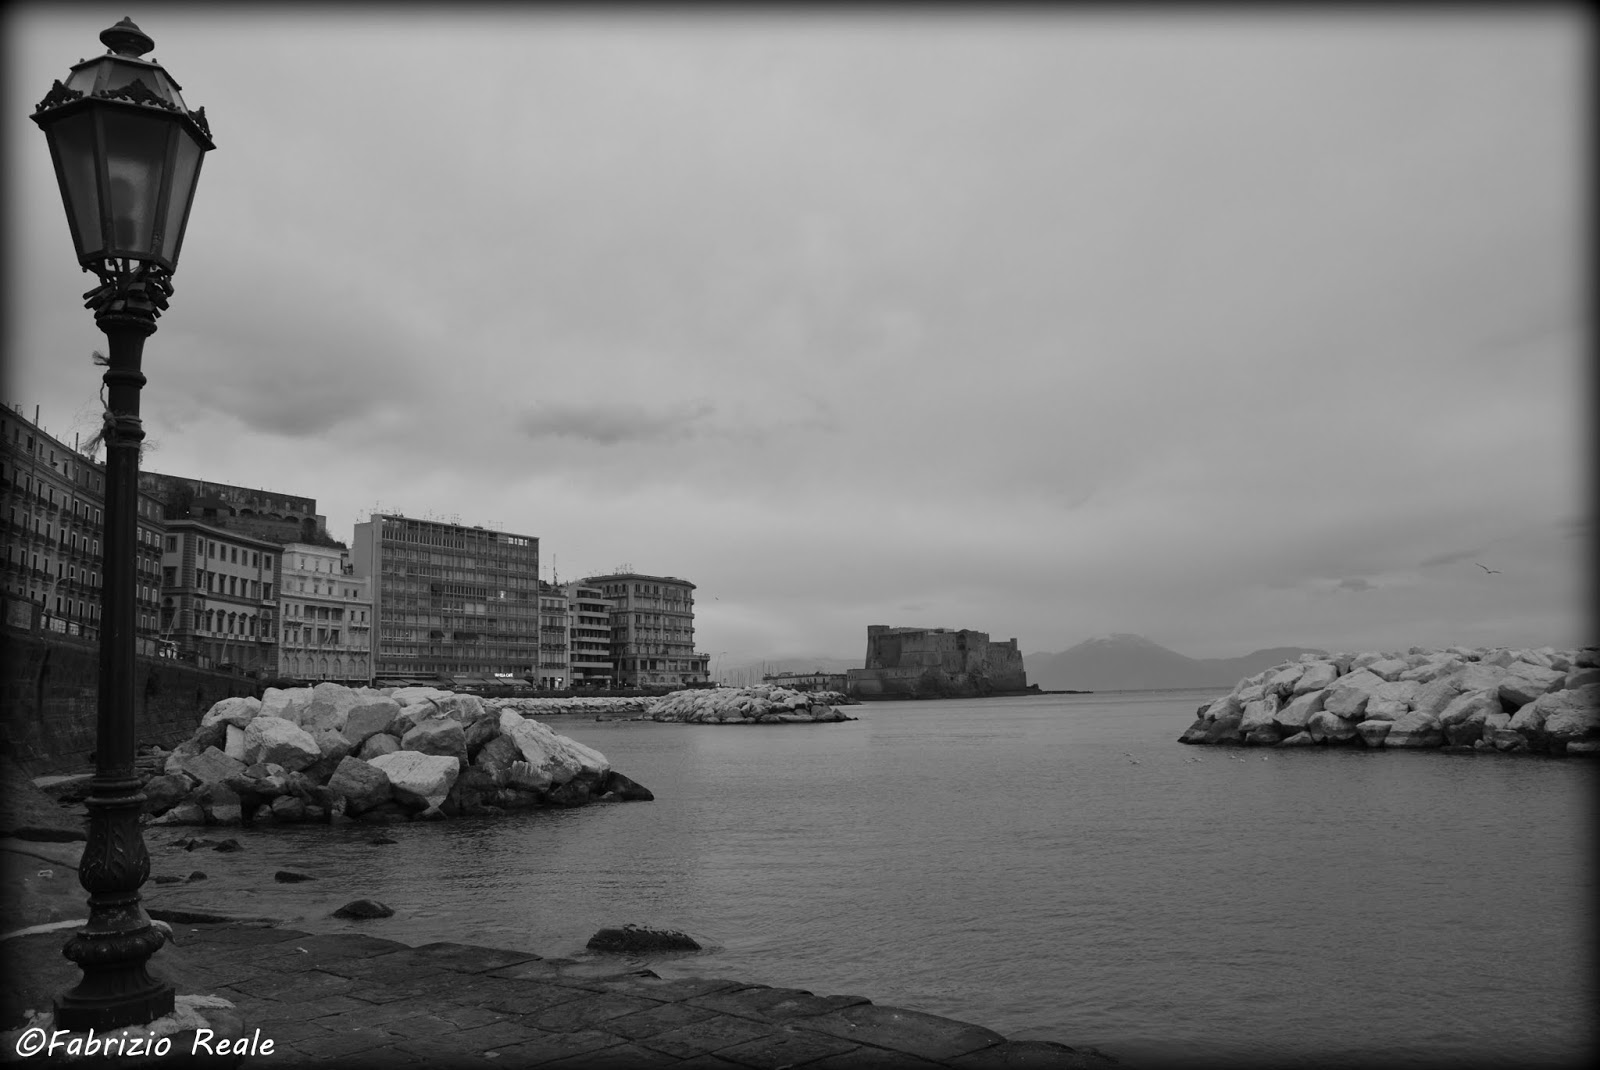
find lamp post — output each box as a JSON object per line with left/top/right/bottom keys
{"left": 31, "top": 17, "right": 214, "bottom": 1032}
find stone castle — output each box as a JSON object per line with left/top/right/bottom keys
{"left": 846, "top": 625, "right": 1029, "bottom": 700}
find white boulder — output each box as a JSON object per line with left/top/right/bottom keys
{"left": 367, "top": 751, "right": 461, "bottom": 810}
{"left": 242, "top": 716, "right": 321, "bottom": 772}
{"left": 200, "top": 696, "right": 261, "bottom": 730}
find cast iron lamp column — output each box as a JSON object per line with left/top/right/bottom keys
{"left": 31, "top": 17, "right": 214, "bottom": 1032}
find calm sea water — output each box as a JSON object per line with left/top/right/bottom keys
{"left": 149, "top": 691, "right": 1596, "bottom": 1068}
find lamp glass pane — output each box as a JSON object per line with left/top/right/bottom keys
{"left": 101, "top": 111, "right": 170, "bottom": 258}
{"left": 49, "top": 110, "right": 105, "bottom": 261}
{"left": 157, "top": 132, "right": 202, "bottom": 266}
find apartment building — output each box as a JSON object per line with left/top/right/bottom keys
{"left": 582, "top": 572, "right": 709, "bottom": 688}
{"left": 564, "top": 581, "right": 613, "bottom": 688}
{"left": 277, "top": 542, "right": 372, "bottom": 685}
{"left": 536, "top": 581, "right": 570, "bottom": 689}
{"left": 158, "top": 518, "right": 279, "bottom": 674}
{"left": 0, "top": 406, "right": 164, "bottom": 652}
{"left": 139, "top": 471, "right": 329, "bottom": 546}
{"left": 351, "top": 513, "right": 540, "bottom": 682}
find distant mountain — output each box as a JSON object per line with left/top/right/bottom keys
{"left": 1023, "top": 633, "right": 1326, "bottom": 692}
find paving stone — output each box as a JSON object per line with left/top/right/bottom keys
{"left": 488, "top": 1028, "right": 632, "bottom": 1066}
{"left": 303, "top": 1044, "right": 433, "bottom": 1069}
{"left": 406, "top": 940, "right": 542, "bottom": 973}
{"left": 526, "top": 992, "right": 666, "bottom": 1033}
{"left": 378, "top": 1010, "right": 474, "bottom": 1038}
{"left": 808, "top": 1047, "right": 948, "bottom": 1069}
{"left": 486, "top": 958, "right": 595, "bottom": 985}
{"left": 692, "top": 986, "right": 872, "bottom": 1023}
{"left": 311, "top": 949, "right": 429, "bottom": 979}
{"left": 269, "top": 932, "right": 407, "bottom": 962}
{"left": 592, "top": 974, "right": 752, "bottom": 1004}
{"left": 796, "top": 1004, "right": 1006, "bottom": 1063}
{"left": 686, "top": 985, "right": 814, "bottom": 1021}
{"left": 285, "top": 1027, "right": 396, "bottom": 1059}
{"left": 479, "top": 979, "right": 592, "bottom": 1016}
{"left": 178, "top": 924, "right": 310, "bottom": 947}
{"left": 640, "top": 1015, "right": 780, "bottom": 1060}
{"left": 433, "top": 1002, "right": 517, "bottom": 1030}
{"left": 235, "top": 969, "right": 355, "bottom": 1001}
{"left": 539, "top": 1040, "right": 687, "bottom": 1069}
{"left": 603, "top": 999, "right": 725, "bottom": 1040}
{"left": 671, "top": 1057, "right": 749, "bottom": 1070}
{"left": 713, "top": 1026, "right": 860, "bottom": 1070}
{"left": 448, "top": 1017, "right": 547, "bottom": 1051}
{"left": 285, "top": 993, "right": 372, "bottom": 1019}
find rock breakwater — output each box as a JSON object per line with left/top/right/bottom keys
{"left": 1178, "top": 646, "right": 1599, "bottom": 753}
{"left": 647, "top": 686, "right": 856, "bottom": 724}
{"left": 141, "top": 682, "right": 653, "bottom": 826}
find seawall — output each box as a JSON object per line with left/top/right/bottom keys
{"left": 0, "top": 625, "right": 257, "bottom": 774}
{"left": 1177, "top": 644, "right": 1598, "bottom": 753}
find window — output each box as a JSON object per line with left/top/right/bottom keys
{"left": 264, "top": 582, "right": 272, "bottom": 599}
{"left": 264, "top": 555, "right": 272, "bottom": 569}
{"left": 165, "top": 536, "right": 176, "bottom": 552}
{"left": 208, "top": 542, "right": 216, "bottom": 559}
{"left": 231, "top": 547, "right": 238, "bottom": 564}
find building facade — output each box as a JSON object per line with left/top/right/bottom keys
{"left": 276, "top": 542, "right": 372, "bottom": 684}
{"left": 1, "top": 406, "right": 165, "bottom": 652}
{"left": 158, "top": 519, "right": 280, "bottom": 674}
{"left": 564, "top": 582, "right": 613, "bottom": 688}
{"left": 351, "top": 513, "right": 540, "bottom": 682}
{"left": 845, "top": 625, "right": 1028, "bottom": 699}
{"left": 583, "top": 572, "right": 709, "bottom": 688}
{"left": 139, "top": 472, "right": 329, "bottom": 546}
{"left": 536, "top": 581, "right": 570, "bottom": 690}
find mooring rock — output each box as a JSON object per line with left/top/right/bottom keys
{"left": 358, "top": 732, "right": 402, "bottom": 761}
{"left": 1277, "top": 730, "right": 1316, "bottom": 746}
{"left": 260, "top": 687, "right": 315, "bottom": 725}
{"left": 1238, "top": 697, "right": 1281, "bottom": 734}
{"left": 586, "top": 924, "right": 701, "bottom": 953}
{"left": 1438, "top": 690, "right": 1500, "bottom": 728}
{"left": 327, "top": 756, "right": 393, "bottom": 816}
{"left": 1323, "top": 671, "right": 1385, "bottom": 719}
{"left": 343, "top": 700, "right": 402, "bottom": 745}
{"left": 148, "top": 802, "right": 206, "bottom": 826}
{"left": 401, "top": 717, "right": 468, "bottom": 761}
{"left": 1539, "top": 687, "right": 1600, "bottom": 743}
{"left": 304, "top": 683, "right": 363, "bottom": 733}
{"left": 1356, "top": 720, "right": 1392, "bottom": 748}
{"left": 140, "top": 774, "right": 192, "bottom": 815}
{"left": 200, "top": 696, "right": 262, "bottom": 730}
{"left": 243, "top": 716, "right": 320, "bottom": 772}
{"left": 177, "top": 746, "right": 247, "bottom": 788}
{"left": 1499, "top": 665, "right": 1567, "bottom": 708}
{"left": 1274, "top": 691, "right": 1325, "bottom": 734}
{"left": 1307, "top": 710, "right": 1358, "bottom": 744}
{"left": 270, "top": 796, "right": 307, "bottom": 823}
{"left": 1386, "top": 711, "right": 1444, "bottom": 748}
{"left": 600, "top": 771, "right": 654, "bottom": 801}
{"left": 275, "top": 869, "right": 314, "bottom": 882}
{"left": 367, "top": 751, "right": 460, "bottom": 811}
{"left": 333, "top": 899, "right": 394, "bottom": 919}
{"left": 473, "top": 733, "right": 521, "bottom": 788}
{"left": 546, "top": 779, "right": 593, "bottom": 808}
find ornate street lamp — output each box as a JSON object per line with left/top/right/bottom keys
{"left": 31, "top": 17, "right": 214, "bottom": 1031}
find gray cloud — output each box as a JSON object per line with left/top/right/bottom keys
{"left": 1417, "top": 548, "right": 1486, "bottom": 568}
{"left": 518, "top": 401, "right": 716, "bottom": 445}
{"left": 1336, "top": 578, "right": 1376, "bottom": 593}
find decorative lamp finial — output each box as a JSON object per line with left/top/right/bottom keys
{"left": 100, "top": 17, "right": 154, "bottom": 58}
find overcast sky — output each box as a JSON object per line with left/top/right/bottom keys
{"left": 6, "top": 7, "right": 1589, "bottom": 664}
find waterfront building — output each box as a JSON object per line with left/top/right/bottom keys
{"left": 762, "top": 670, "right": 849, "bottom": 693}
{"left": 564, "top": 581, "right": 613, "bottom": 688}
{"left": 351, "top": 513, "right": 540, "bottom": 682}
{"left": 582, "top": 572, "right": 710, "bottom": 688}
{"left": 139, "top": 471, "right": 331, "bottom": 546}
{"left": 277, "top": 542, "right": 372, "bottom": 684}
{"left": 0, "top": 405, "right": 164, "bottom": 652}
{"left": 158, "top": 518, "right": 280, "bottom": 674}
{"left": 537, "top": 581, "right": 570, "bottom": 689}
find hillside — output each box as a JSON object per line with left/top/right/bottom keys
{"left": 1024, "top": 634, "right": 1326, "bottom": 691}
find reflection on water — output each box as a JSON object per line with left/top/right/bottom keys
{"left": 146, "top": 692, "right": 1596, "bottom": 1067}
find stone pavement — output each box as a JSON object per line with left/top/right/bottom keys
{"left": 129, "top": 921, "right": 1118, "bottom": 1069}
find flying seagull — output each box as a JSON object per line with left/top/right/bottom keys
{"left": 1476, "top": 563, "right": 1502, "bottom": 574}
